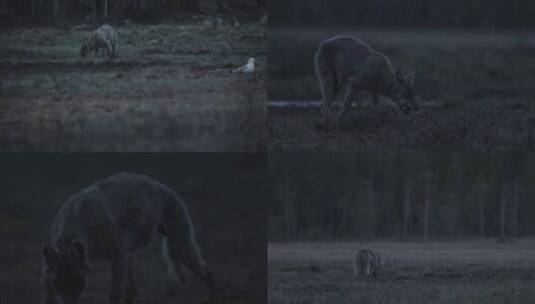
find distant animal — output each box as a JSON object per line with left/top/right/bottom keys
{"left": 259, "top": 13, "right": 268, "bottom": 25}
{"left": 202, "top": 17, "right": 238, "bottom": 31}
{"left": 233, "top": 58, "right": 255, "bottom": 74}
{"left": 40, "top": 173, "right": 214, "bottom": 304}
{"left": 80, "top": 25, "right": 118, "bottom": 58}
{"left": 354, "top": 249, "right": 383, "bottom": 279}
{"left": 314, "top": 36, "right": 420, "bottom": 121}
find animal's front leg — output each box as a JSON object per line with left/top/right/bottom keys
{"left": 109, "top": 251, "right": 131, "bottom": 304}
{"left": 125, "top": 259, "right": 137, "bottom": 304}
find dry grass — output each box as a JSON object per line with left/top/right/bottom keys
{"left": 269, "top": 240, "right": 535, "bottom": 304}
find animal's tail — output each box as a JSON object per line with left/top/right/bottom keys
{"left": 162, "top": 237, "right": 188, "bottom": 284}
{"left": 160, "top": 193, "right": 215, "bottom": 302}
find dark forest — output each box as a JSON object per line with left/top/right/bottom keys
{"left": 271, "top": 0, "right": 535, "bottom": 29}
{"left": 1, "top": 0, "right": 266, "bottom": 27}
{"left": 269, "top": 153, "right": 535, "bottom": 241}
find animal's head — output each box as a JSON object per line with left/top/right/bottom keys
{"left": 390, "top": 70, "right": 420, "bottom": 114}
{"left": 80, "top": 43, "right": 88, "bottom": 57}
{"left": 41, "top": 240, "right": 87, "bottom": 304}
{"left": 247, "top": 58, "right": 255, "bottom": 65}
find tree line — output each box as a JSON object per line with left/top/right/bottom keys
{"left": 269, "top": 153, "right": 535, "bottom": 241}
{"left": 271, "top": 0, "right": 535, "bottom": 29}
{"left": 0, "top": 0, "right": 265, "bottom": 27}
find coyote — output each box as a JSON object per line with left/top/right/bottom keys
{"left": 40, "top": 173, "right": 214, "bottom": 304}
{"left": 80, "top": 25, "right": 118, "bottom": 57}
{"left": 314, "top": 36, "right": 420, "bottom": 120}
{"left": 354, "top": 249, "right": 383, "bottom": 279}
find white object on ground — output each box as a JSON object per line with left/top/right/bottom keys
{"left": 233, "top": 58, "right": 255, "bottom": 74}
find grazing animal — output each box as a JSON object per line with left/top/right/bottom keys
{"left": 40, "top": 173, "right": 214, "bottom": 304}
{"left": 354, "top": 249, "right": 383, "bottom": 279}
{"left": 314, "top": 36, "right": 420, "bottom": 121}
{"left": 80, "top": 25, "right": 118, "bottom": 58}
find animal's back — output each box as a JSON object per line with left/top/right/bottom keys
{"left": 97, "top": 24, "right": 117, "bottom": 44}
{"left": 51, "top": 173, "right": 189, "bottom": 254}
{"left": 316, "top": 36, "right": 374, "bottom": 73}
{"left": 318, "top": 36, "right": 373, "bottom": 58}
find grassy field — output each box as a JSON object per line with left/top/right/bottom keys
{"left": 0, "top": 21, "right": 267, "bottom": 151}
{"left": 268, "top": 27, "right": 535, "bottom": 151}
{"left": 269, "top": 240, "right": 535, "bottom": 304}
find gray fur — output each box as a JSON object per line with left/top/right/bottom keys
{"left": 80, "top": 25, "right": 118, "bottom": 57}
{"left": 354, "top": 249, "right": 383, "bottom": 279}
{"left": 314, "top": 36, "right": 419, "bottom": 120}
{"left": 41, "top": 173, "right": 214, "bottom": 304}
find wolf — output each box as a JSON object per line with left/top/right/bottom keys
{"left": 354, "top": 249, "right": 383, "bottom": 279}
{"left": 314, "top": 35, "right": 420, "bottom": 121}
{"left": 80, "top": 24, "right": 118, "bottom": 57}
{"left": 40, "top": 173, "right": 214, "bottom": 304}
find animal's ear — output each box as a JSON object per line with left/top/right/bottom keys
{"left": 42, "top": 244, "right": 58, "bottom": 266}
{"left": 69, "top": 239, "right": 86, "bottom": 265}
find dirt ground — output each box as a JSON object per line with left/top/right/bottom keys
{"left": 0, "top": 22, "right": 267, "bottom": 151}
{"left": 269, "top": 240, "right": 535, "bottom": 304}
{"left": 269, "top": 101, "right": 535, "bottom": 151}
{"left": 268, "top": 27, "right": 535, "bottom": 151}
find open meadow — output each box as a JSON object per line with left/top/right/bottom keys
{"left": 0, "top": 21, "right": 266, "bottom": 151}
{"left": 269, "top": 240, "right": 535, "bottom": 304}
{"left": 269, "top": 27, "right": 535, "bottom": 151}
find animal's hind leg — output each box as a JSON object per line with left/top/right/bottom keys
{"left": 353, "top": 255, "right": 359, "bottom": 277}
{"left": 337, "top": 82, "right": 353, "bottom": 119}
{"left": 315, "top": 56, "right": 337, "bottom": 119}
{"left": 322, "top": 76, "right": 338, "bottom": 121}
